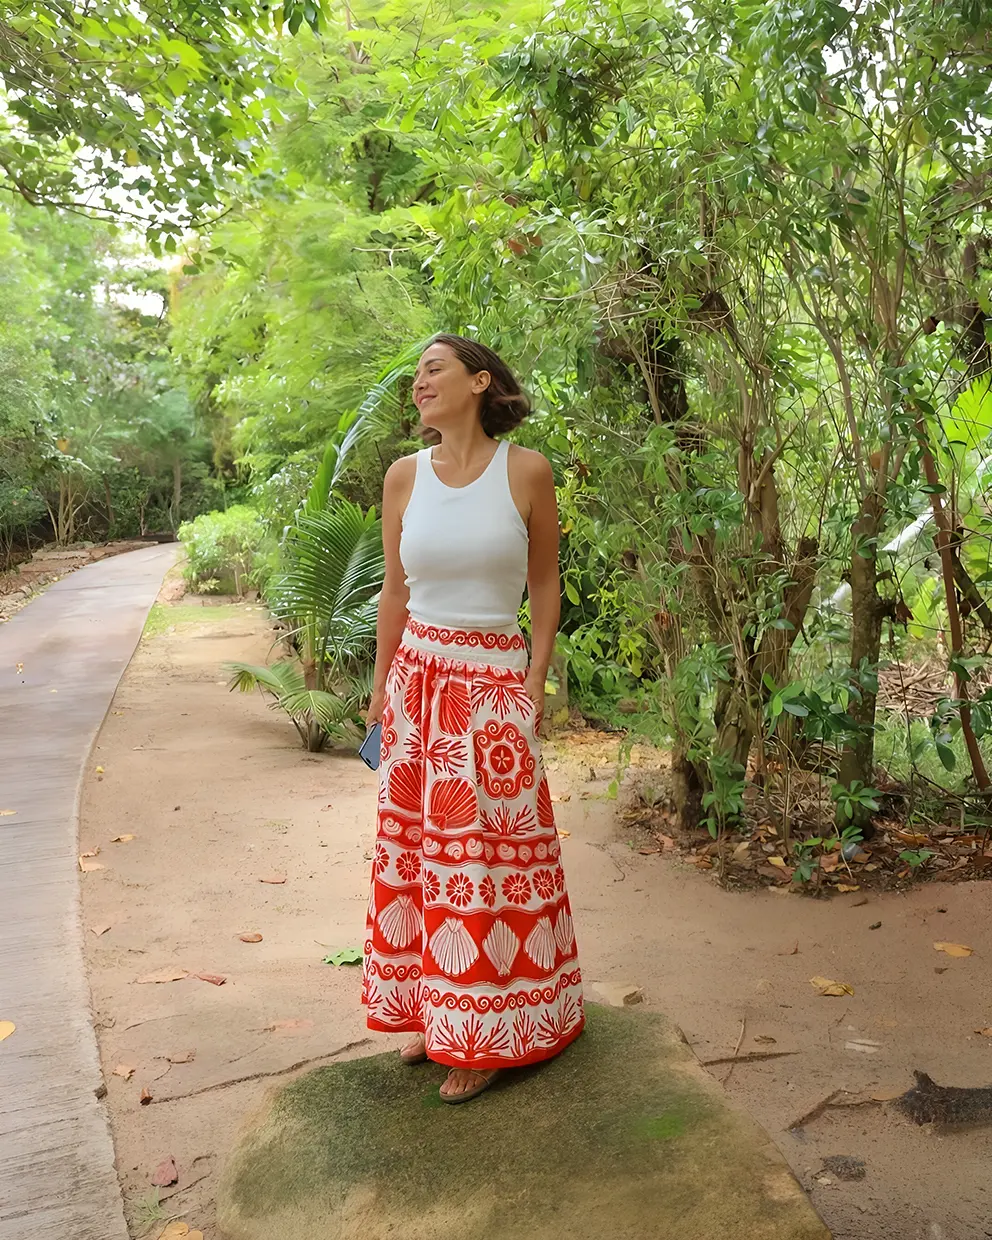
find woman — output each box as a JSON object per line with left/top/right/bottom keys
{"left": 362, "top": 334, "right": 584, "bottom": 1104}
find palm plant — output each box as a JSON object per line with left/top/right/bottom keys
{"left": 227, "top": 499, "right": 384, "bottom": 751}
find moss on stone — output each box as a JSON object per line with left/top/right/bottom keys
{"left": 218, "top": 1004, "right": 831, "bottom": 1240}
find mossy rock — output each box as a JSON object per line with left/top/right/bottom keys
{"left": 217, "top": 1004, "right": 830, "bottom": 1240}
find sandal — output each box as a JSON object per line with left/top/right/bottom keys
{"left": 399, "top": 1036, "right": 428, "bottom": 1066}
{"left": 440, "top": 1068, "right": 500, "bottom": 1105}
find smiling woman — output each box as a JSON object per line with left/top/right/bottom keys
{"left": 360, "top": 334, "right": 584, "bottom": 1105}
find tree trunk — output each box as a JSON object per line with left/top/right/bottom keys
{"left": 836, "top": 495, "right": 885, "bottom": 829}
{"left": 171, "top": 458, "right": 182, "bottom": 530}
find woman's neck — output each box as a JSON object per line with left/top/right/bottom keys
{"left": 434, "top": 420, "right": 495, "bottom": 468}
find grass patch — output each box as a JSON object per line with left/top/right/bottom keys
{"left": 143, "top": 601, "right": 248, "bottom": 638}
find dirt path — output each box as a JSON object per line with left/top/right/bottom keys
{"left": 81, "top": 602, "right": 992, "bottom": 1240}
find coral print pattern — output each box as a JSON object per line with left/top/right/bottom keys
{"left": 362, "top": 623, "right": 584, "bottom": 1069}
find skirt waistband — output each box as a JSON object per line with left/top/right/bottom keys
{"left": 401, "top": 618, "right": 528, "bottom": 670}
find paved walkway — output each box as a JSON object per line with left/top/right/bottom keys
{"left": 0, "top": 546, "right": 176, "bottom": 1240}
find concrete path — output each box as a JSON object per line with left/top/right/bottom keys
{"left": 0, "top": 546, "right": 176, "bottom": 1240}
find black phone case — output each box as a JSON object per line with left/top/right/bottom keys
{"left": 358, "top": 722, "right": 382, "bottom": 771}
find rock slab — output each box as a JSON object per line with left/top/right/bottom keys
{"left": 218, "top": 1003, "right": 831, "bottom": 1240}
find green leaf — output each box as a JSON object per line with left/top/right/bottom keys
{"left": 323, "top": 947, "right": 363, "bottom": 966}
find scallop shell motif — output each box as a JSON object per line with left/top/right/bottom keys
{"left": 407, "top": 825, "right": 423, "bottom": 845}
{"left": 465, "top": 837, "right": 485, "bottom": 859}
{"left": 483, "top": 921, "right": 520, "bottom": 977}
{"left": 534, "top": 842, "right": 548, "bottom": 861}
{"left": 377, "top": 895, "right": 421, "bottom": 950}
{"left": 497, "top": 843, "right": 516, "bottom": 862}
{"left": 438, "top": 679, "right": 472, "bottom": 736}
{"left": 429, "top": 917, "right": 479, "bottom": 977}
{"left": 388, "top": 762, "right": 424, "bottom": 814}
{"left": 537, "top": 777, "right": 555, "bottom": 827}
{"left": 428, "top": 778, "right": 477, "bottom": 830}
{"left": 445, "top": 840, "right": 465, "bottom": 861}
{"left": 524, "top": 917, "right": 557, "bottom": 971}
{"left": 379, "top": 814, "right": 404, "bottom": 838}
{"left": 518, "top": 844, "right": 533, "bottom": 864}
{"left": 554, "top": 910, "right": 574, "bottom": 956}
{"left": 402, "top": 669, "right": 424, "bottom": 724}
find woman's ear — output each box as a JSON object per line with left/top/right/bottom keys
{"left": 472, "top": 369, "right": 492, "bottom": 394}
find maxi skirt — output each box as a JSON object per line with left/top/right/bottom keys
{"left": 362, "top": 619, "right": 585, "bottom": 1070}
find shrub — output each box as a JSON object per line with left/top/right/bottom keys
{"left": 178, "top": 505, "right": 274, "bottom": 596}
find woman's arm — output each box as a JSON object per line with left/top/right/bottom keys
{"left": 522, "top": 452, "right": 561, "bottom": 727}
{"left": 366, "top": 458, "right": 414, "bottom": 725}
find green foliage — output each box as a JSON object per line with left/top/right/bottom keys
{"left": 178, "top": 505, "right": 274, "bottom": 595}
{"left": 227, "top": 499, "right": 384, "bottom": 750}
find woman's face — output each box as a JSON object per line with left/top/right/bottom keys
{"left": 412, "top": 343, "right": 490, "bottom": 431}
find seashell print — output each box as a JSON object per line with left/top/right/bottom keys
{"left": 407, "top": 826, "right": 423, "bottom": 844}
{"left": 388, "top": 762, "right": 424, "bottom": 814}
{"left": 465, "top": 837, "right": 485, "bottom": 859}
{"left": 422, "top": 836, "right": 442, "bottom": 856}
{"left": 549, "top": 837, "right": 560, "bottom": 859}
{"left": 379, "top": 814, "right": 404, "bottom": 838}
{"left": 518, "top": 844, "right": 533, "bottom": 864}
{"left": 537, "top": 777, "right": 555, "bottom": 827}
{"left": 484, "top": 843, "right": 495, "bottom": 862}
{"left": 445, "top": 840, "right": 465, "bottom": 861}
{"left": 483, "top": 921, "right": 521, "bottom": 977}
{"left": 428, "top": 778, "right": 477, "bottom": 830}
{"left": 438, "top": 678, "right": 472, "bottom": 736}
{"left": 497, "top": 842, "right": 516, "bottom": 862}
{"left": 377, "top": 895, "right": 421, "bottom": 950}
{"left": 524, "top": 917, "right": 557, "bottom": 971}
{"left": 402, "top": 669, "right": 424, "bottom": 724}
{"left": 534, "top": 842, "right": 548, "bottom": 861}
{"left": 429, "top": 917, "right": 479, "bottom": 976}
{"left": 554, "top": 910, "right": 574, "bottom": 956}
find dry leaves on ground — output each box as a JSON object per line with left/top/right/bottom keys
{"left": 195, "top": 973, "right": 227, "bottom": 986}
{"left": 151, "top": 1157, "right": 179, "bottom": 1187}
{"left": 90, "top": 923, "right": 112, "bottom": 936}
{"left": 0, "top": 809, "right": 16, "bottom": 816}
{"left": 258, "top": 873, "right": 286, "bottom": 884}
{"left": 78, "top": 855, "right": 105, "bottom": 872}
{"left": 0, "top": 1020, "right": 15, "bottom": 1042}
{"left": 111, "top": 834, "right": 135, "bottom": 843}
{"left": 95, "top": 766, "right": 104, "bottom": 774}
{"left": 112, "top": 1064, "right": 135, "bottom": 1080}
{"left": 837, "top": 883, "right": 860, "bottom": 893}
{"left": 238, "top": 932, "right": 263, "bottom": 943}
{"left": 934, "top": 942, "right": 974, "bottom": 958}
{"left": 140, "top": 1087, "right": 153, "bottom": 1105}
{"left": 810, "top": 975, "right": 855, "bottom": 997}
{"left": 137, "top": 967, "right": 188, "bottom": 985}
{"left": 157, "top": 1222, "right": 203, "bottom": 1240}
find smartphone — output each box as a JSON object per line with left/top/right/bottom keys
{"left": 358, "top": 722, "right": 382, "bottom": 771}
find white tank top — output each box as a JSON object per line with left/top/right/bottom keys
{"left": 400, "top": 439, "right": 528, "bottom": 630}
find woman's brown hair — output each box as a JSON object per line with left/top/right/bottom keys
{"left": 430, "top": 333, "right": 531, "bottom": 436}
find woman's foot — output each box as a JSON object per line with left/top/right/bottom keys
{"left": 439, "top": 1068, "right": 500, "bottom": 1104}
{"left": 399, "top": 1035, "right": 428, "bottom": 1065}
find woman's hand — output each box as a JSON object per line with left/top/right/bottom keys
{"left": 366, "top": 687, "right": 386, "bottom": 728}
{"left": 523, "top": 668, "right": 545, "bottom": 731}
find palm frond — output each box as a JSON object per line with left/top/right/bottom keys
{"left": 226, "top": 660, "right": 306, "bottom": 697}
{"left": 270, "top": 502, "right": 384, "bottom": 623}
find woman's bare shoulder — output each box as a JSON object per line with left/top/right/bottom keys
{"left": 507, "top": 443, "right": 553, "bottom": 482}
{"left": 383, "top": 452, "right": 419, "bottom": 488}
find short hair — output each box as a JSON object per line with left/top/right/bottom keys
{"left": 429, "top": 333, "right": 532, "bottom": 436}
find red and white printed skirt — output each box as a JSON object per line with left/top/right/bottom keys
{"left": 362, "top": 619, "right": 585, "bottom": 1070}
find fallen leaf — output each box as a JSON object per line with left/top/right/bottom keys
{"left": 551, "top": 794, "right": 571, "bottom": 803}
{"left": 778, "top": 941, "right": 799, "bottom": 956}
{"left": 820, "top": 853, "right": 840, "bottom": 873}
{"left": 265, "top": 1018, "right": 314, "bottom": 1034}
{"left": 934, "top": 941, "right": 974, "bottom": 958}
{"left": 80, "top": 848, "right": 100, "bottom": 858}
{"left": 95, "top": 766, "right": 104, "bottom": 774}
{"left": 754, "top": 1035, "right": 777, "bottom": 1045}
{"left": 195, "top": 973, "right": 227, "bottom": 986}
{"left": 79, "top": 857, "right": 105, "bottom": 872}
{"left": 557, "top": 829, "right": 571, "bottom": 839}
{"left": 151, "top": 1157, "right": 178, "bottom": 1187}
{"left": 638, "top": 846, "right": 661, "bottom": 855}
{"left": 935, "top": 966, "right": 949, "bottom": 974}
{"left": 238, "top": 932, "right": 263, "bottom": 943}
{"left": 136, "top": 967, "right": 188, "bottom": 985}
{"left": 658, "top": 834, "right": 676, "bottom": 850}
{"left": 845, "top": 1038, "right": 881, "bottom": 1053}
{"left": 323, "top": 948, "right": 363, "bottom": 967}
{"left": 623, "top": 987, "right": 644, "bottom": 1006}
{"left": 165, "top": 1049, "right": 196, "bottom": 1064}
{"left": 0, "top": 1020, "right": 15, "bottom": 1042}
{"left": 112, "top": 1064, "right": 135, "bottom": 1080}
{"left": 259, "top": 873, "right": 286, "bottom": 884}
{"left": 836, "top": 883, "right": 860, "bottom": 893}
{"left": 0, "top": 809, "right": 16, "bottom": 817}
{"left": 90, "top": 923, "right": 113, "bottom": 936}
{"left": 810, "top": 975, "right": 855, "bottom": 997}
{"left": 140, "top": 1087, "right": 153, "bottom": 1105}
{"left": 767, "top": 855, "right": 788, "bottom": 869}
{"left": 111, "top": 834, "right": 135, "bottom": 843}
{"left": 732, "top": 840, "right": 751, "bottom": 860}
{"left": 975, "top": 1028, "right": 992, "bottom": 1037}
{"left": 157, "top": 1222, "right": 204, "bottom": 1240}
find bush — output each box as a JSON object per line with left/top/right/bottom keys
{"left": 178, "top": 505, "right": 274, "bottom": 596}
